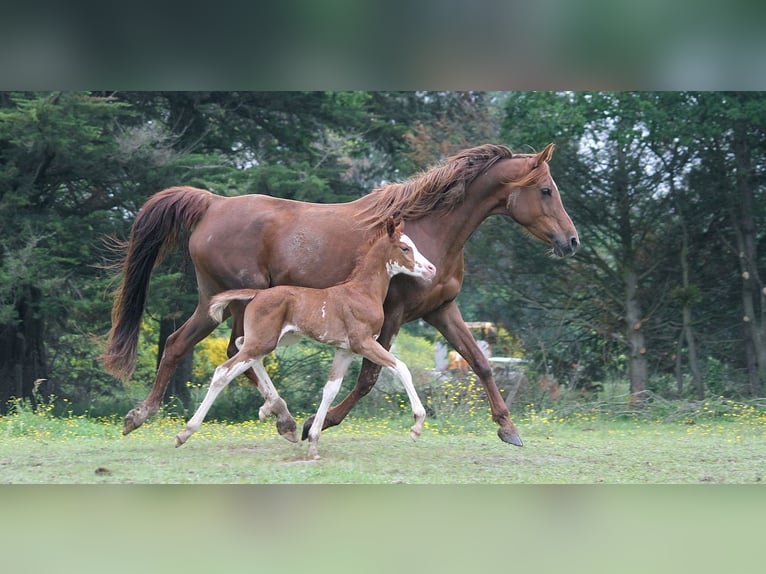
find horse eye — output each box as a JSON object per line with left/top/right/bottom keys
{"left": 541, "top": 187, "right": 552, "bottom": 197}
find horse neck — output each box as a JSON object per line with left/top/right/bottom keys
{"left": 416, "top": 170, "right": 508, "bottom": 253}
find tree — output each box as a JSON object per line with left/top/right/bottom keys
{"left": 491, "top": 91, "right": 766, "bottom": 401}
{"left": 494, "top": 93, "right": 698, "bottom": 397}
{"left": 687, "top": 93, "right": 766, "bottom": 397}
{"left": 0, "top": 92, "right": 135, "bottom": 410}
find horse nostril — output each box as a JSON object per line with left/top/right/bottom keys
{"left": 570, "top": 236, "right": 580, "bottom": 250}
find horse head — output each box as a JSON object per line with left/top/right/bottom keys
{"left": 501, "top": 144, "right": 580, "bottom": 257}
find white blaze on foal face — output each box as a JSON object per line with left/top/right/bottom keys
{"left": 387, "top": 233, "right": 436, "bottom": 281}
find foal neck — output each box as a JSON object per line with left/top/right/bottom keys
{"left": 346, "top": 236, "right": 398, "bottom": 299}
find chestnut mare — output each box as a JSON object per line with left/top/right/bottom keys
{"left": 175, "top": 219, "right": 437, "bottom": 459}
{"left": 104, "top": 143, "right": 579, "bottom": 447}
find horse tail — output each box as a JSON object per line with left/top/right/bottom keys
{"left": 208, "top": 289, "right": 260, "bottom": 323}
{"left": 102, "top": 186, "right": 216, "bottom": 381}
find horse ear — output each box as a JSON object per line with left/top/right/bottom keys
{"left": 386, "top": 217, "right": 396, "bottom": 238}
{"left": 535, "top": 143, "right": 555, "bottom": 166}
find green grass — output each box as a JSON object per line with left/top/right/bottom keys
{"left": 1, "top": 399, "right": 764, "bottom": 483}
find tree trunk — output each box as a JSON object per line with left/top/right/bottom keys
{"left": 625, "top": 269, "right": 648, "bottom": 397}
{"left": 676, "top": 220, "right": 704, "bottom": 399}
{"left": 682, "top": 305, "right": 704, "bottom": 399}
{"left": 732, "top": 122, "right": 766, "bottom": 397}
{"left": 0, "top": 286, "right": 48, "bottom": 413}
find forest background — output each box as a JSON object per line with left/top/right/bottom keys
{"left": 1, "top": 91, "right": 764, "bottom": 421}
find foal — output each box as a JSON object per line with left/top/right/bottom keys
{"left": 175, "top": 219, "right": 437, "bottom": 459}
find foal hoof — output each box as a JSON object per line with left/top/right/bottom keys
{"left": 175, "top": 435, "right": 185, "bottom": 448}
{"left": 498, "top": 427, "right": 524, "bottom": 447}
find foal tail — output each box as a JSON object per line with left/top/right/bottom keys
{"left": 102, "top": 187, "right": 217, "bottom": 381}
{"left": 209, "top": 289, "right": 261, "bottom": 323}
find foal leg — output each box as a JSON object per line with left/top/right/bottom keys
{"left": 387, "top": 359, "right": 427, "bottom": 440}
{"left": 358, "top": 341, "right": 426, "bottom": 441}
{"left": 123, "top": 304, "right": 219, "bottom": 435}
{"left": 301, "top": 317, "right": 400, "bottom": 439}
{"left": 229, "top": 322, "right": 297, "bottom": 443}
{"left": 425, "top": 300, "right": 522, "bottom": 446}
{"left": 250, "top": 360, "right": 298, "bottom": 443}
{"left": 175, "top": 354, "right": 257, "bottom": 447}
{"left": 306, "top": 349, "right": 354, "bottom": 460}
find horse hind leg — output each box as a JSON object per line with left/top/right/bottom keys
{"left": 123, "top": 305, "right": 218, "bottom": 435}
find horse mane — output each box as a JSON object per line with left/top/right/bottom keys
{"left": 356, "top": 144, "right": 514, "bottom": 228}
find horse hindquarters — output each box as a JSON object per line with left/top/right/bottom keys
{"left": 105, "top": 187, "right": 215, "bottom": 382}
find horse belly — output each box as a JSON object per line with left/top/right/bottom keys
{"left": 269, "top": 220, "right": 365, "bottom": 288}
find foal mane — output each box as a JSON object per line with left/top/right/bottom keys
{"left": 357, "top": 144, "right": 514, "bottom": 228}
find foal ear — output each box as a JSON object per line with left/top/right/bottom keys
{"left": 534, "top": 143, "right": 555, "bottom": 167}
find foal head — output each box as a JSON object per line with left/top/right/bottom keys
{"left": 382, "top": 218, "right": 436, "bottom": 282}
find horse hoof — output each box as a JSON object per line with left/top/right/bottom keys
{"left": 409, "top": 430, "right": 421, "bottom": 442}
{"left": 175, "top": 435, "right": 185, "bottom": 447}
{"left": 301, "top": 416, "right": 315, "bottom": 441}
{"left": 277, "top": 419, "right": 299, "bottom": 443}
{"left": 498, "top": 428, "right": 524, "bottom": 447}
{"left": 122, "top": 410, "right": 144, "bottom": 435}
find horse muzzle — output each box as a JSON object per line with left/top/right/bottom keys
{"left": 552, "top": 234, "right": 580, "bottom": 257}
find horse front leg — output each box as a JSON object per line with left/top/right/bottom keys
{"left": 301, "top": 319, "right": 400, "bottom": 440}
{"left": 425, "top": 300, "right": 523, "bottom": 446}
{"left": 123, "top": 305, "right": 218, "bottom": 435}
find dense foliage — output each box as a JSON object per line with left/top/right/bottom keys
{"left": 1, "top": 91, "right": 764, "bottom": 418}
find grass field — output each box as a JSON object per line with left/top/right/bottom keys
{"left": 2, "top": 400, "right": 765, "bottom": 574}
{"left": 1, "top": 399, "right": 764, "bottom": 483}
